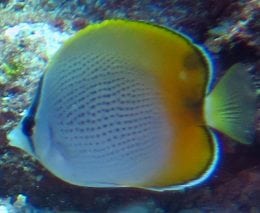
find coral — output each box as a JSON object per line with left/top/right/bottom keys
{"left": 0, "top": 194, "right": 53, "bottom": 212}
{"left": 72, "top": 18, "right": 88, "bottom": 30}
{"left": 205, "top": 0, "right": 260, "bottom": 67}
{"left": 2, "top": 60, "right": 24, "bottom": 78}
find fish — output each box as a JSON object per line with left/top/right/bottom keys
{"left": 7, "top": 19, "right": 257, "bottom": 191}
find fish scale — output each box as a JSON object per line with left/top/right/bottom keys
{"left": 36, "top": 51, "right": 173, "bottom": 185}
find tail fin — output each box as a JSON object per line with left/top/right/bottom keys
{"left": 204, "top": 63, "right": 257, "bottom": 144}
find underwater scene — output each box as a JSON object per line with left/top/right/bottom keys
{"left": 0, "top": 0, "right": 259, "bottom": 212}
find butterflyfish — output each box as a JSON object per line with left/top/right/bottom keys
{"left": 8, "top": 19, "right": 257, "bottom": 191}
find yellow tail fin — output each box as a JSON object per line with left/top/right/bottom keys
{"left": 205, "top": 64, "right": 257, "bottom": 144}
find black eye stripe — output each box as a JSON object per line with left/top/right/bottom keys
{"left": 21, "top": 115, "right": 35, "bottom": 154}
{"left": 28, "top": 75, "right": 44, "bottom": 117}
{"left": 21, "top": 75, "right": 44, "bottom": 155}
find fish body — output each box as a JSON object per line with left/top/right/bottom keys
{"left": 8, "top": 20, "right": 257, "bottom": 191}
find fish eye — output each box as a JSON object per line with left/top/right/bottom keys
{"left": 21, "top": 116, "right": 35, "bottom": 136}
